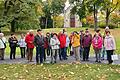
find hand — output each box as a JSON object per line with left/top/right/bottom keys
{"left": 29, "top": 41, "right": 33, "bottom": 43}
{"left": 13, "top": 41, "right": 16, "bottom": 43}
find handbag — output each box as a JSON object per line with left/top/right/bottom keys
{"left": 112, "top": 54, "right": 119, "bottom": 61}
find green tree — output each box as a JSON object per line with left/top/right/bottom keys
{"left": 0, "top": 0, "right": 40, "bottom": 32}
{"left": 70, "top": 0, "right": 103, "bottom": 30}
{"left": 41, "top": 0, "right": 66, "bottom": 28}
{"left": 101, "top": 0, "right": 119, "bottom": 27}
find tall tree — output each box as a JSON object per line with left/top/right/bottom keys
{"left": 70, "top": 0, "right": 103, "bottom": 30}
{"left": 0, "top": 0, "right": 39, "bottom": 32}
{"left": 102, "top": 0, "right": 119, "bottom": 27}
{"left": 42, "top": 0, "right": 66, "bottom": 28}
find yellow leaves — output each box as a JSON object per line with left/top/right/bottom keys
{"left": 69, "top": 71, "right": 74, "bottom": 75}
{"left": 58, "top": 73, "right": 68, "bottom": 80}
{"left": 14, "top": 73, "right": 19, "bottom": 78}
{"left": 115, "top": 69, "right": 120, "bottom": 74}
{"left": 113, "top": 0, "right": 118, "bottom": 4}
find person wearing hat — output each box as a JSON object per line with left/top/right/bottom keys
{"left": 8, "top": 33, "right": 18, "bottom": 59}
{"left": 34, "top": 29, "right": 45, "bottom": 64}
{"left": 82, "top": 29, "right": 92, "bottom": 61}
{"left": 25, "top": 30, "right": 34, "bottom": 62}
{"left": 0, "top": 33, "right": 6, "bottom": 60}
{"left": 101, "top": 26, "right": 110, "bottom": 60}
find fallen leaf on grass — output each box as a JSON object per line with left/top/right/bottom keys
{"left": 69, "top": 71, "right": 74, "bottom": 75}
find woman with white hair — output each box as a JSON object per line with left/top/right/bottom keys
{"left": 25, "top": 30, "right": 35, "bottom": 62}
{"left": 0, "top": 33, "right": 6, "bottom": 60}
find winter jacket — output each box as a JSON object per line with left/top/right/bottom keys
{"left": 8, "top": 37, "right": 18, "bottom": 48}
{"left": 82, "top": 34, "right": 92, "bottom": 47}
{"left": 25, "top": 34, "right": 34, "bottom": 48}
{"left": 66, "top": 36, "right": 70, "bottom": 47}
{"left": 58, "top": 34, "right": 66, "bottom": 48}
{"left": 50, "top": 37, "right": 60, "bottom": 50}
{"left": 104, "top": 35, "right": 116, "bottom": 50}
{"left": 72, "top": 34, "right": 80, "bottom": 48}
{"left": 44, "top": 37, "right": 49, "bottom": 49}
{"left": 34, "top": 34, "right": 44, "bottom": 47}
{"left": 0, "top": 37, "right": 6, "bottom": 49}
{"left": 18, "top": 38, "right": 26, "bottom": 47}
{"left": 92, "top": 35, "right": 103, "bottom": 49}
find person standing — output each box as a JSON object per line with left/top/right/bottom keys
{"left": 0, "top": 33, "right": 6, "bottom": 60}
{"left": 104, "top": 31, "right": 116, "bottom": 64}
{"left": 92, "top": 30, "right": 103, "bottom": 63}
{"left": 18, "top": 34, "right": 26, "bottom": 58}
{"left": 46, "top": 32, "right": 51, "bottom": 56}
{"left": 34, "top": 29, "right": 44, "bottom": 64}
{"left": 71, "top": 31, "right": 80, "bottom": 62}
{"left": 102, "top": 26, "right": 110, "bottom": 60}
{"left": 25, "top": 30, "right": 34, "bottom": 62}
{"left": 58, "top": 30, "right": 67, "bottom": 60}
{"left": 50, "top": 33, "right": 60, "bottom": 63}
{"left": 82, "top": 30, "right": 92, "bottom": 61}
{"left": 65, "top": 32, "right": 70, "bottom": 57}
{"left": 79, "top": 30, "right": 84, "bottom": 58}
{"left": 8, "top": 34, "right": 18, "bottom": 59}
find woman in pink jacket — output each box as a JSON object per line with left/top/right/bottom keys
{"left": 104, "top": 31, "right": 116, "bottom": 64}
{"left": 92, "top": 30, "right": 103, "bottom": 63}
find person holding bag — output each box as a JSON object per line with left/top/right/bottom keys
{"left": 104, "top": 31, "right": 116, "bottom": 64}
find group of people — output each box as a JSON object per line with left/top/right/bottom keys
{"left": 0, "top": 27, "right": 116, "bottom": 64}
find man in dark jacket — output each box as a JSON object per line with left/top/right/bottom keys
{"left": 34, "top": 29, "right": 44, "bottom": 64}
{"left": 82, "top": 29, "right": 92, "bottom": 61}
{"left": 8, "top": 34, "right": 18, "bottom": 59}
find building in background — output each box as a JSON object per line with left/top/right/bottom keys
{"left": 64, "top": 0, "right": 81, "bottom": 28}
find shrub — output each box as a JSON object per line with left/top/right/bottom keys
{"left": 98, "top": 22, "right": 117, "bottom": 29}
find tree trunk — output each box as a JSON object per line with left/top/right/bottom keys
{"left": 10, "top": 19, "right": 16, "bottom": 32}
{"left": 53, "top": 20, "right": 55, "bottom": 28}
{"left": 53, "top": 16, "right": 55, "bottom": 28}
{"left": 45, "top": 17, "right": 48, "bottom": 29}
{"left": 93, "top": 4, "right": 98, "bottom": 31}
{"left": 106, "top": 8, "right": 109, "bottom": 27}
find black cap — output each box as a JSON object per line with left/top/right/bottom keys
{"left": 37, "top": 29, "right": 42, "bottom": 32}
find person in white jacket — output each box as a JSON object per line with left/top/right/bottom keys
{"left": 0, "top": 33, "right": 6, "bottom": 60}
{"left": 50, "top": 33, "right": 60, "bottom": 63}
{"left": 104, "top": 31, "right": 116, "bottom": 64}
{"left": 18, "top": 34, "right": 26, "bottom": 58}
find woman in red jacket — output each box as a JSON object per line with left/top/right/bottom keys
{"left": 25, "top": 30, "right": 35, "bottom": 62}
{"left": 58, "top": 31, "right": 67, "bottom": 60}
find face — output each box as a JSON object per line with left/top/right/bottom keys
{"left": 21, "top": 34, "right": 24, "bottom": 38}
{"left": 46, "top": 33, "right": 49, "bottom": 37}
{"left": 29, "top": 31, "right": 33, "bottom": 35}
{"left": 53, "top": 34, "right": 56, "bottom": 38}
{"left": 38, "top": 31, "right": 42, "bottom": 35}
{"left": 86, "top": 32, "right": 89, "bottom": 35}
{"left": 106, "top": 32, "right": 110, "bottom": 36}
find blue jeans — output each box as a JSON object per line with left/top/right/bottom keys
{"left": 36, "top": 46, "right": 44, "bottom": 64}
{"left": 80, "top": 46, "right": 83, "bottom": 58}
{"left": 61, "top": 48, "right": 67, "bottom": 60}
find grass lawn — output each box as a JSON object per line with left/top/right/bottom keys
{"left": 3, "top": 27, "right": 120, "bottom": 55}
{"left": 0, "top": 64, "right": 120, "bottom": 80}
{"left": 1, "top": 28, "right": 120, "bottom": 80}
